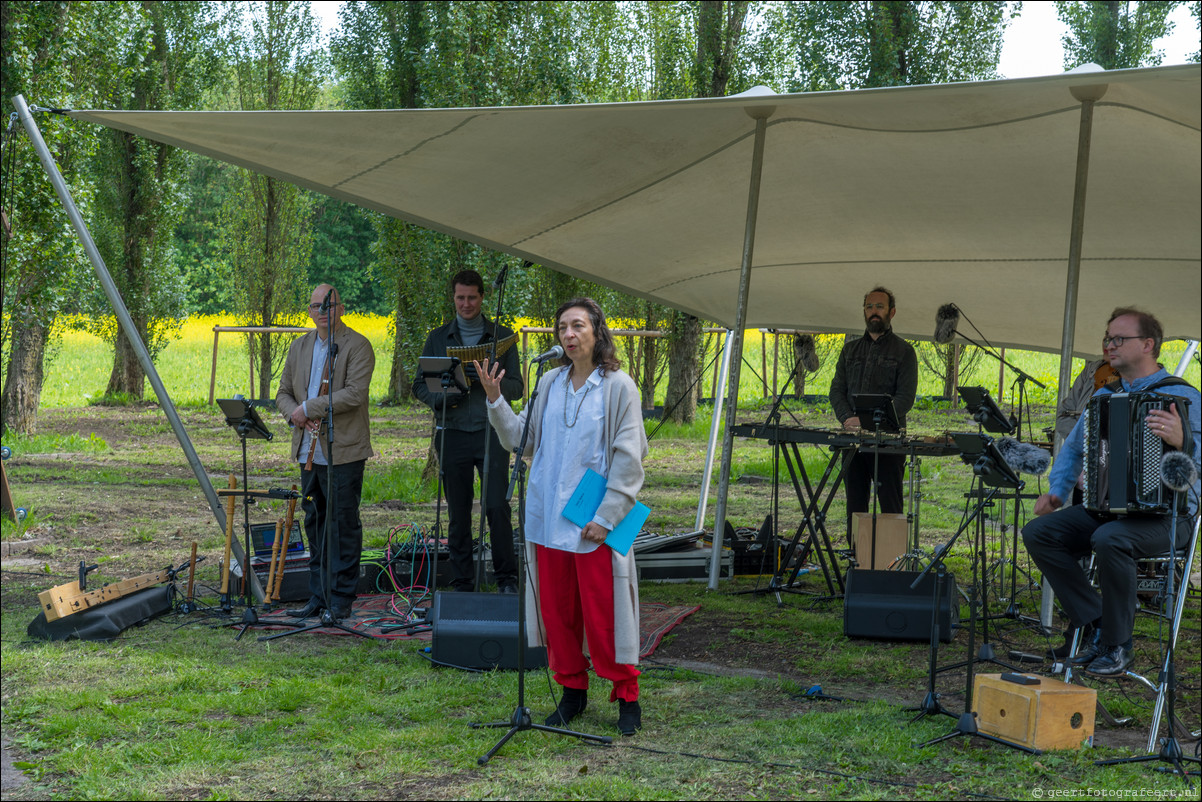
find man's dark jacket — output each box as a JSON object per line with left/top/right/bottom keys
{"left": 829, "top": 329, "right": 918, "bottom": 428}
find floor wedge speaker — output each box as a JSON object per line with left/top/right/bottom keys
{"left": 843, "top": 569, "right": 959, "bottom": 642}
{"left": 430, "top": 591, "right": 548, "bottom": 670}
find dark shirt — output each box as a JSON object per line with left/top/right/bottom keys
{"left": 829, "top": 328, "right": 918, "bottom": 429}
{"left": 412, "top": 315, "right": 523, "bottom": 432}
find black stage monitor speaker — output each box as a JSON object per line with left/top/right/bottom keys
{"left": 430, "top": 591, "right": 548, "bottom": 670}
{"left": 843, "top": 569, "right": 959, "bottom": 642}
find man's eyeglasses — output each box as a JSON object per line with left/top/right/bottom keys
{"left": 1102, "top": 334, "right": 1142, "bottom": 349}
{"left": 309, "top": 302, "right": 339, "bottom": 311}
{"left": 864, "top": 303, "right": 889, "bottom": 312}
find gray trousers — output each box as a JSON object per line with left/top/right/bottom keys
{"left": 1021, "top": 504, "right": 1186, "bottom": 646}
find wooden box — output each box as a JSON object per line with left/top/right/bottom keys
{"left": 972, "top": 674, "right": 1096, "bottom": 751}
{"left": 852, "top": 513, "right": 908, "bottom": 570}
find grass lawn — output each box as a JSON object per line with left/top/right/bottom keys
{"left": 1, "top": 321, "right": 1199, "bottom": 800}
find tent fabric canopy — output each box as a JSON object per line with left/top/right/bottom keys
{"left": 71, "top": 64, "right": 1200, "bottom": 356}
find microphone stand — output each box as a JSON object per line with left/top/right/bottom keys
{"left": 474, "top": 264, "right": 510, "bottom": 591}
{"left": 910, "top": 435, "right": 1035, "bottom": 754}
{"left": 472, "top": 358, "right": 612, "bottom": 764}
{"left": 948, "top": 327, "right": 1045, "bottom": 442}
{"left": 1096, "top": 483, "right": 1200, "bottom": 781}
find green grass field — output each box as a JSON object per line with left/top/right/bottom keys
{"left": 34, "top": 313, "right": 1202, "bottom": 410}
{"left": 2, "top": 316, "right": 1199, "bottom": 801}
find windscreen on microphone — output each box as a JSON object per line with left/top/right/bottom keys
{"left": 995, "top": 437, "right": 1050, "bottom": 475}
{"left": 1161, "top": 451, "right": 1198, "bottom": 493}
{"left": 934, "top": 304, "right": 960, "bottom": 345}
{"left": 794, "top": 334, "right": 820, "bottom": 373}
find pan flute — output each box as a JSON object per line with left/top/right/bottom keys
{"left": 446, "top": 332, "right": 520, "bottom": 385}
{"left": 1083, "top": 391, "right": 1174, "bottom": 515}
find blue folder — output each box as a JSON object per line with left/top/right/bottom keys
{"left": 561, "top": 468, "right": 650, "bottom": 556}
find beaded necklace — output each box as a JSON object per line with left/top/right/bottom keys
{"left": 563, "top": 371, "right": 593, "bottom": 428}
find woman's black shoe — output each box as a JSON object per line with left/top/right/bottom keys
{"left": 545, "top": 687, "right": 587, "bottom": 727}
{"left": 617, "top": 699, "right": 642, "bottom": 736}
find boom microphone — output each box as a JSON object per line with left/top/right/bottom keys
{"left": 934, "top": 303, "right": 960, "bottom": 345}
{"left": 995, "top": 437, "right": 1050, "bottom": 476}
{"left": 530, "top": 345, "right": 565, "bottom": 364}
{"left": 1161, "top": 451, "right": 1199, "bottom": 493}
{"left": 794, "top": 334, "right": 820, "bottom": 373}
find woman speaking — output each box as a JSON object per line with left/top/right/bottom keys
{"left": 474, "top": 297, "right": 648, "bottom": 736}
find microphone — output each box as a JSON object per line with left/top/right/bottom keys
{"left": 995, "top": 437, "right": 1050, "bottom": 475}
{"left": 1161, "top": 451, "right": 1198, "bottom": 493}
{"left": 530, "top": 345, "right": 565, "bottom": 364}
{"left": 934, "top": 303, "right": 960, "bottom": 345}
{"left": 319, "top": 287, "right": 337, "bottom": 313}
{"left": 794, "top": 334, "right": 820, "bottom": 373}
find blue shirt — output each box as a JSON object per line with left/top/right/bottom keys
{"left": 1050, "top": 368, "right": 1201, "bottom": 514}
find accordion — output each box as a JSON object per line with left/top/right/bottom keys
{"left": 1082, "top": 391, "right": 1177, "bottom": 515}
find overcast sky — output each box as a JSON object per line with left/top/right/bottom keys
{"left": 309, "top": 1, "right": 1198, "bottom": 83}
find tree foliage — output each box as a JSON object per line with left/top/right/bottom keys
{"left": 2, "top": 1, "right": 105, "bottom": 432}
{"left": 775, "top": 1, "right": 1013, "bottom": 92}
{"left": 218, "top": 0, "right": 324, "bottom": 398}
{"left": 1056, "top": 0, "right": 1182, "bottom": 69}
{"left": 86, "top": 2, "right": 222, "bottom": 400}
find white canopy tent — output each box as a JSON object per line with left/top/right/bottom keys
{"left": 69, "top": 64, "right": 1200, "bottom": 350}
{"left": 17, "top": 63, "right": 1199, "bottom": 592}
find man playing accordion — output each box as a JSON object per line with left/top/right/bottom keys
{"left": 1023, "top": 308, "right": 1200, "bottom": 675}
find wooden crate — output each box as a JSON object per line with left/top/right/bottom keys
{"left": 852, "top": 513, "right": 908, "bottom": 570}
{"left": 972, "top": 673, "right": 1096, "bottom": 751}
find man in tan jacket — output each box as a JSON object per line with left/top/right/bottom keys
{"left": 276, "top": 284, "right": 375, "bottom": 619}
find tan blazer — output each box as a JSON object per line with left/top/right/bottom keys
{"left": 275, "top": 325, "right": 375, "bottom": 465}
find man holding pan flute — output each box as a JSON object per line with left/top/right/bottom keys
{"left": 413, "top": 269, "right": 521, "bottom": 594}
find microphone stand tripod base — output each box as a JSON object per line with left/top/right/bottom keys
{"left": 471, "top": 706, "right": 613, "bottom": 766}
{"left": 917, "top": 711, "right": 1041, "bottom": 755}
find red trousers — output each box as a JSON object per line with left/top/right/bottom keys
{"left": 536, "top": 544, "right": 640, "bottom": 702}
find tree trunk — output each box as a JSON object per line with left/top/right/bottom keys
{"left": 258, "top": 332, "right": 273, "bottom": 399}
{"left": 2, "top": 316, "right": 50, "bottom": 435}
{"left": 105, "top": 329, "right": 146, "bottom": 400}
{"left": 640, "top": 303, "right": 658, "bottom": 410}
{"left": 388, "top": 278, "right": 413, "bottom": 403}
{"left": 664, "top": 312, "right": 701, "bottom": 423}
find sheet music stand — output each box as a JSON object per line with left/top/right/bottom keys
{"left": 217, "top": 397, "right": 273, "bottom": 625}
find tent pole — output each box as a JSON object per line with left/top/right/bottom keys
{"left": 12, "top": 94, "right": 263, "bottom": 601}
{"left": 1043, "top": 81, "right": 1108, "bottom": 627}
{"left": 1173, "top": 340, "right": 1198, "bottom": 377}
{"left": 695, "top": 329, "right": 734, "bottom": 533}
{"left": 708, "top": 106, "right": 774, "bottom": 589}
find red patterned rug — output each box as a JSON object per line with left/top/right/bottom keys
{"left": 247, "top": 595, "right": 699, "bottom": 658}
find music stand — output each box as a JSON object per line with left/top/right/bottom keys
{"left": 850, "top": 393, "right": 899, "bottom": 572}
{"left": 958, "top": 386, "right": 1016, "bottom": 435}
{"left": 217, "top": 397, "right": 273, "bottom": 628}
{"left": 958, "top": 386, "right": 1036, "bottom": 622}
{"left": 418, "top": 355, "right": 469, "bottom": 593}
{"left": 852, "top": 393, "right": 899, "bottom": 434}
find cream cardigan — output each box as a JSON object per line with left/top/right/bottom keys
{"left": 487, "top": 366, "right": 648, "bottom": 664}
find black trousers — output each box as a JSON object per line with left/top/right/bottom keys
{"left": 1022, "top": 504, "right": 1188, "bottom": 646}
{"left": 301, "top": 459, "right": 366, "bottom": 607}
{"left": 843, "top": 451, "right": 906, "bottom": 517}
{"left": 438, "top": 427, "right": 517, "bottom": 589}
